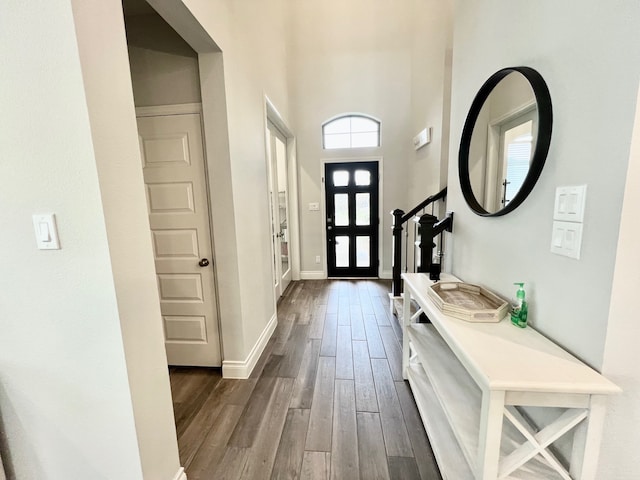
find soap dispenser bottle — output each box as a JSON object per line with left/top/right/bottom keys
{"left": 511, "top": 283, "right": 528, "bottom": 328}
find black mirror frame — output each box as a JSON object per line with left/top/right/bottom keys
{"left": 458, "top": 66, "right": 553, "bottom": 217}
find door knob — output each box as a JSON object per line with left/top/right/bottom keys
{"left": 198, "top": 258, "right": 210, "bottom": 267}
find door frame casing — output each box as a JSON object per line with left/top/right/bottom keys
{"left": 321, "top": 156, "right": 384, "bottom": 279}
{"left": 135, "top": 102, "right": 224, "bottom": 366}
{"left": 263, "top": 96, "right": 300, "bottom": 296}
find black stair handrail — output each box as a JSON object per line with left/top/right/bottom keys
{"left": 391, "top": 187, "right": 452, "bottom": 296}
{"left": 400, "top": 187, "right": 447, "bottom": 224}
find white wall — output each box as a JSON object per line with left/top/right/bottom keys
{"left": 408, "top": 0, "right": 453, "bottom": 208}
{"left": 598, "top": 86, "right": 640, "bottom": 479}
{"left": 447, "top": 0, "right": 640, "bottom": 369}
{"left": 157, "top": 0, "right": 449, "bottom": 365}
{"left": 71, "top": 0, "right": 182, "bottom": 478}
{"left": 290, "top": 0, "right": 452, "bottom": 277}
{"left": 126, "top": 12, "right": 201, "bottom": 107}
{"left": 446, "top": 0, "right": 640, "bottom": 473}
{"left": 216, "top": 0, "right": 291, "bottom": 354}
{"left": 0, "top": 0, "right": 179, "bottom": 478}
{"left": 149, "top": 0, "right": 292, "bottom": 369}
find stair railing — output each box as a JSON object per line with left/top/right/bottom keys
{"left": 391, "top": 187, "right": 453, "bottom": 296}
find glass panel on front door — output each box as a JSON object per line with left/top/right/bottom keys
{"left": 334, "top": 194, "right": 349, "bottom": 226}
{"left": 333, "top": 170, "right": 349, "bottom": 187}
{"left": 356, "top": 236, "right": 370, "bottom": 267}
{"left": 355, "top": 193, "right": 370, "bottom": 226}
{"left": 355, "top": 169, "right": 371, "bottom": 186}
{"left": 335, "top": 236, "right": 349, "bottom": 267}
{"left": 325, "top": 161, "right": 379, "bottom": 277}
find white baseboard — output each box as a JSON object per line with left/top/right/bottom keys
{"left": 379, "top": 270, "right": 392, "bottom": 279}
{"left": 222, "top": 312, "right": 277, "bottom": 379}
{"left": 302, "top": 270, "right": 391, "bottom": 280}
{"left": 300, "top": 270, "right": 326, "bottom": 280}
{"left": 172, "top": 467, "right": 187, "bottom": 480}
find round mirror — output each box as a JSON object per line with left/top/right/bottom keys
{"left": 459, "top": 67, "right": 552, "bottom": 216}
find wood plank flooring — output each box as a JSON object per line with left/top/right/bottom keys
{"left": 169, "top": 280, "right": 441, "bottom": 480}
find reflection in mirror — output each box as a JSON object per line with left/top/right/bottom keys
{"left": 468, "top": 72, "right": 537, "bottom": 213}
{"left": 459, "top": 66, "right": 552, "bottom": 217}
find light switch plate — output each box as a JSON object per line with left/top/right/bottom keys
{"left": 554, "top": 185, "right": 587, "bottom": 222}
{"left": 308, "top": 202, "right": 320, "bottom": 211}
{"left": 33, "top": 213, "right": 60, "bottom": 250}
{"left": 551, "top": 221, "right": 583, "bottom": 259}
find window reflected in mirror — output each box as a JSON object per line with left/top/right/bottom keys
{"left": 468, "top": 71, "right": 538, "bottom": 214}
{"left": 502, "top": 119, "right": 533, "bottom": 207}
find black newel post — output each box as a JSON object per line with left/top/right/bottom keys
{"left": 418, "top": 213, "right": 438, "bottom": 274}
{"left": 391, "top": 209, "right": 404, "bottom": 297}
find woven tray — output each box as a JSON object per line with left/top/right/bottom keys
{"left": 428, "top": 282, "right": 509, "bottom": 323}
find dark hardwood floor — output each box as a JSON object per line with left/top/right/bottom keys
{"left": 169, "top": 280, "right": 441, "bottom": 480}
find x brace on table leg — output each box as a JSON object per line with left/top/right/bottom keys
{"left": 499, "top": 406, "right": 588, "bottom": 479}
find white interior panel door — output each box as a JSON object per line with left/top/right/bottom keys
{"left": 137, "top": 112, "right": 221, "bottom": 367}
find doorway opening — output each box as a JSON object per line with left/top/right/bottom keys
{"left": 136, "top": 107, "right": 221, "bottom": 367}
{"left": 124, "top": 2, "right": 222, "bottom": 367}
{"left": 265, "top": 98, "right": 300, "bottom": 303}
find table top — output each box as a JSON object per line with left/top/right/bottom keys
{"left": 402, "top": 273, "right": 620, "bottom": 395}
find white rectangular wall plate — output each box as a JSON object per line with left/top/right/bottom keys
{"left": 308, "top": 202, "right": 320, "bottom": 211}
{"left": 413, "top": 127, "right": 431, "bottom": 150}
{"left": 33, "top": 213, "right": 60, "bottom": 250}
{"left": 554, "top": 185, "right": 587, "bottom": 222}
{"left": 551, "top": 220, "right": 583, "bottom": 259}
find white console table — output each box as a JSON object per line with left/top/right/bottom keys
{"left": 401, "top": 273, "right": 620, "bottom": 480}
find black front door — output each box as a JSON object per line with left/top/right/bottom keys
{"left": 325, "top": 161, "right": 379, "bottom": 277}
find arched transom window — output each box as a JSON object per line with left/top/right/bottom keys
{"left": 322, "top": 114, "right": 380, "bottom": 149}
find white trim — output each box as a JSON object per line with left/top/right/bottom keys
{"left": 380, "top": 270, "right": 392, "bottom": 280}
{"left": 300, "top": 270, "right": 327, "bottom": 280}
{"left": 222, "top": 312, "right": 277, "bottom": 379}
{"left": 266, "top": 97, "right": 294, "bottom": 138}
{"left": 135, "top": 103, "right": 202, "bottom": 117}
{"left": 172, "top": 467, "right": 187, "bottom": 480}
{"left": 287, "top": 138, "right": 301, "bottom": 281}
{"left": 488, "top": 100, "right": 536, "bottom": 127}
{"left": 322, "top": 111, "right": 382, "bottom": 125}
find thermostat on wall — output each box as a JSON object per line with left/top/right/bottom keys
{"left": 413, "top": 127, "right": 431, "bottom": 150}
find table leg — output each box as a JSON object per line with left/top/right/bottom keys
{"left": 402, "top": 289, "right": 411, "bottom": 380}
{"left": 477, "top": 389, "right": 505, "bottom": 480}
{"left": 570, "top": 394, "right": 607, "bottom": 480}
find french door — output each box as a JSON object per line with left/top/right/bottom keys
{"left": 267, "top": 121, "right": 292, "bottom": 298}
{"left": 325, "top": 161, "right": 379, "bottom": 277}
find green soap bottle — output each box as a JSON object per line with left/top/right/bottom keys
{"left": 510, "top": 283, "right": 528, "bottom": 328}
